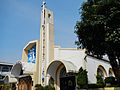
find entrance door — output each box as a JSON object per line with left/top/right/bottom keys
{"left": 60, "top": 76, "right": 76, "bottom": 90}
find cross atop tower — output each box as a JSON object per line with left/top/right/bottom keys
{"left": 41, "top": 0, "right": 46, "bottom": 27}
{"left": 41, "top": 0, "right": 46, "bottom": 8}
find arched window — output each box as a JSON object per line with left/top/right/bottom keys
{"left": 97, "top": 68, "right": 104, "bottom": 78}
{"left": 97, "top": 65, "right": 107, "bottom": 79}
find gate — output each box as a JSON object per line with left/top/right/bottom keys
{"left": 60, "top": 76, "right": 76, "bottom": 90}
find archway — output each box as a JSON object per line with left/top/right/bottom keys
{"left": 47, "top": 60, "right": 77, "bottom": 90}
{"left": 97, "top": 65, "right": 107, "bottom": 79}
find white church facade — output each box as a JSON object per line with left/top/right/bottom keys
{"left": 10, "top": 1, "right": 114, "bottom": 90}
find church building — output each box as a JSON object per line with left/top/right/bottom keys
{"left": 10, "top": 1, "right": 114, "bottom": 90}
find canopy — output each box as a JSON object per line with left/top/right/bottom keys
{"left": 11, "top": 61, "right": 35, "bottom": 77}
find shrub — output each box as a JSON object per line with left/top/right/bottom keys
{"left": 77, "top": 67, "right": 88, "bottom": 89}
{"left": 44, "top": 85, "right": 55, "bottom": 90}
{"left": 88, "top": 84, "right": 98, "bottom": 88}
{"left": 35, "top": 84, "right": 44, "bottom": 90}
{"left": 96, "top": 74, "right": 105, "bottom": 88}
{"left": 0, "top": 85, "right": 10, "bottom": 90}
{"left": 105, "top": 76, "right": 116, "bottom": 85}
{"left": 35, "top": 84, "right": 55, "bottom": 90}
{"left": 88, "top": 83, "right": 105, "bottom": 88}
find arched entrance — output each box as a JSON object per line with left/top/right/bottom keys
{"left": 97, "top": 65, "right": 107, "bottom": 79}
{"left": 47, "top": 60, "right": 77, "bottom": 90}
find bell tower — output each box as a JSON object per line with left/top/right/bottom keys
{"left": 38, "top": 0, "right": 54, "bottom": 85}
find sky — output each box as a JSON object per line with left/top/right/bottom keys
{"left": 0, "top": 0, "right": 83, "bottom": 63}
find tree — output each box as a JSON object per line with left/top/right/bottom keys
{"left": 35, "top": 84, "right": 43, "bottom": 90}
{"left": 75, "top": 0, "right": 120, "bottom": 85}
{"left": 77, "top": 67, "right": 88, "bottom": 88}
{"left": 96, "top": 74, "right": 105, "bottom": 87}
{"left": 105, "top": 76, "right": 116, "bottom": 86}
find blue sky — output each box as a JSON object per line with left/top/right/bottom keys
{"left": 0, "top": 0, "right": 83, "bottom": 63}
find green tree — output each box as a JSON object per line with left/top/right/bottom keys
{"left": 77, "top": 67, "right": 88, "bottom": 88}
{"left": 96, "top": 74, "right": 105, "bottom": 87}
{"left": 35, "top": 84, "right": 43, "bottom": 90}
{"left": 75, "top": 0, "right": 120, "bottom": 85}
{"left": 105, "top": 76, "right": 116, "bottom": 85}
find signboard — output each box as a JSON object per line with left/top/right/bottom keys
{"left": 28, "top": 45, "right": 36, "bottom": 64}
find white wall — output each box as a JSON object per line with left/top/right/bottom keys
{"left": 54, "top": 46, "right": 86, "bottom": 71}
{"left": 54, "top": 46, "right": 112, "bottom": 84}
{"left": 86, "top": 56, "right": 111, "bottom": 84}
{"left": 54, "top": 46, "right": 60, "bottom": 60}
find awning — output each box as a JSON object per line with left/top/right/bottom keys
{"left": 11, "top": 62, "right": 22, "bottom": 77}
{"left": 46, "top": 60, "right": 77, "bottom": 79}
{"left": 11, "top": 61, "right": 35, "bottom": 77}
